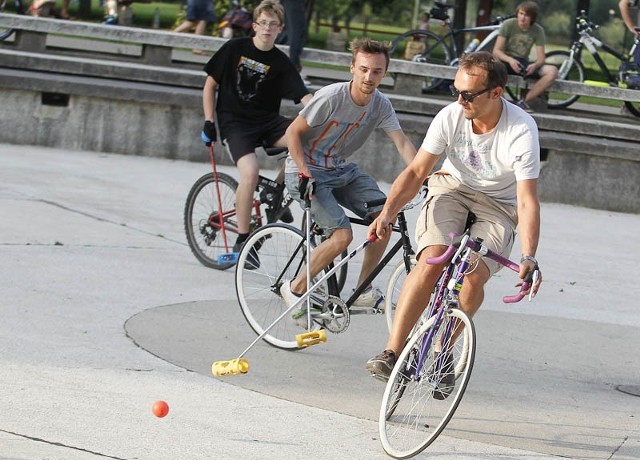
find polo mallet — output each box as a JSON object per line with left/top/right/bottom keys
{"left": 212, "top": 176, "right": 377, "bottom": 376}
{"left": 211, "top": 235, "right": 375, "bottom": 376}
{"left": 204, "top": 142, "right": 239, "bottom": 265}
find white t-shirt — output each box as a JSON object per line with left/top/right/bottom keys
{"left": 285, "top": 81, "right": 401, "bottom": 172}
{"left": 421, "top": 99, "right": 540, "bottom": 205}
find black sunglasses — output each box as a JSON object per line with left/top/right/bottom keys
{"left": 449, "top": 84, "right": 492, "bottom": 102}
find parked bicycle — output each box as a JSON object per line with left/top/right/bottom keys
{"left": 377, "top": 231, "right": 538, "bottom": 459}
{"left": 544, "top": 10, "right": 640, "bottom": 116}
{"left": 183, "top": 143, "right": 295, "bottom": 270}
{"left": 390, "top": 1, "right": 514, "bottom": 93}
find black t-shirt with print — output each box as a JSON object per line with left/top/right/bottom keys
{"left": 204, "top": 37, "right": 308, "bottom": 127}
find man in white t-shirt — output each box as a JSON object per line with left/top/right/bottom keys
{"left": 366, "top": 51, "right": 542, "bottom": 387}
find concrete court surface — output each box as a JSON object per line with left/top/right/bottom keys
{"left": 0, "top": 144, "right": 638, "bottom": 459}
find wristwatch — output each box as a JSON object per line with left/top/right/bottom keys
{"left": 520, "top": 255, "right": 538, "bottom": 265}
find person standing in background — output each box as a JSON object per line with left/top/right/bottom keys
{"left": 277, "top": 0, "right": 310, "bottom": 86}
{"left": 174, "top": 0, "right": 217, "bottom": 55}
{"left": 619, "top": 0, "right": 640, "bottom": 38}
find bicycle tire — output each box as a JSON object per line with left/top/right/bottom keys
{"left": 235, "top": 223, "right": 330, "bottom": 350}
{"left": 184, "top": 172, "right": 250, "bottom": 270}
{"left": 623, "top": 100, "right": 640, "bottom": 117}
{"left": 545, "top": 50, "right": 585, "bottom": 109}
{"left": 384, "top": 256, "right": 416, "bottom": 333}
{"left": 390, "top": 30, "right": 453, "bottom": 93}
{"left": 0, "top": 28, "right": 16, "bottom": 41}
{"left": 379, "top": 308, "right": 476, "bottom": 458}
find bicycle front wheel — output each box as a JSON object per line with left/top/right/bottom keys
{"left": 623, "top": 100, "right": 640, "bottom": 117}
{"left": 184, "top": 172, "right": 244, "bottom": 270}
{"left": 384, "top": 257, "right": 416, "bottom": 332}
{"left": 545, "top": 50, "right": 585, "bottom": 109}
{"left": 379, "top": 308, "right": 476, "bottom": 459}
{"left": 235, "top": 224, "right": 327, "bottom": 350}
{"left": 390, "top": 30, "right": 453, "bottom": 93}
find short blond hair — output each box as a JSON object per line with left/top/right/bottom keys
{"left": 253, "top": 0, "right": 285, "bottom": 24}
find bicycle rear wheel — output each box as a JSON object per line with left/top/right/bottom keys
{"left": 384, "top": 256, "right": 416, "bottom": 332}
{"left": 545, "top": 50, "right": 585, "bottom": 109}
{"left": 390, "top": 30, "right": 453, "bottom": 93}
{"left": 379, "top": 308, "right": 476, "bottom": 458}
{"left": 235, "top": 224, "right": 329, "bottom": 350}
{"left": 184, "top": 172, "right": 252, "bottom": 270}
{"left": 623, "top": 100, "right": 640, "bottom": 117}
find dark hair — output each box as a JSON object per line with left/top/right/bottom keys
{"left": 516, "top": 1, "right": 539, "bottom": 25}
{"left": 349, "top": 37, "right": 391, "bottom": 71}
{"left": 458, "top": 51, "right": 508, "bottom": 89}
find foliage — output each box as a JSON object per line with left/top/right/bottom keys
{"left": 543, "top": 11, "right": 572, "bottom": 44}
{"left": 597, "top": 18, "right": 627, "bottom": 53}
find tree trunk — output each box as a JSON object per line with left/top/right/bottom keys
{"left": 452, "top": 0, "right": 467, "bottom": 55}
{"left": 475, "top": 0, "right": 493, "bottom": 40}
{"left": 78, "top": 0, "right": 92, "bottom": 18}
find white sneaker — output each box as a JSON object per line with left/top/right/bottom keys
{"left": 280, "top": 280, "right": 320, "bottom": 328}
{"left": 351, "top": 286, "right": 384, "bottom": 309}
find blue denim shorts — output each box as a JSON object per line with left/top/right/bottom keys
{"left": 285, "top": 163, "right": 385, "bottom": 235}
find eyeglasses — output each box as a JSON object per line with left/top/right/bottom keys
{"left": 449, "top": 84, "right": 492, "bottom": 102}
{"left": 254, "top": 21, "right": 281, "bottom": 29}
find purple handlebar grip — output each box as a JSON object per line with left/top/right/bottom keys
{"left": 426, "top": 245, "right": 457, "bottom": 265}
{"left": 503, "top": 282, "right": 530, "bottom": 303}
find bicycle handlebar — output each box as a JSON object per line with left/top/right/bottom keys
{"left": 426, "top": 232, "right": 534, "bottom": 304}
{"left": 488, "top": 12, "right": 515, "bottom": 26}
{"left": 576, "top": 10, "right": 598, "bottom": 33}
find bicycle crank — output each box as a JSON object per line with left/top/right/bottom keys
{"left": 319, "top": 296, "right": 350, "bottom": 333}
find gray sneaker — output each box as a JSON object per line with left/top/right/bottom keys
{"left": 433, "top": 351, "right": 455, "bottom": 400}
{"left": 351, "top": 286, "right": 384, "bottom": 309}
{"left": 366, "top": 349, "right": 396, "bottom": 381}
{"left": 515, "top": 99, "right": 534, "bottom": 113}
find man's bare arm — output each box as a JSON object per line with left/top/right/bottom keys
{"left": 387, "top": 129, "right": 417, "bottom": 166}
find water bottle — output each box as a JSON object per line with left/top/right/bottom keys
{"left": 464, "top": 38, "right": 480, "bottom": 54}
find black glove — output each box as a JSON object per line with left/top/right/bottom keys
{"left": 201, "top": 120, "right": 217, "bottom": 145}
{"left": 298, "top": 173, "right": 315, "bottom": 202}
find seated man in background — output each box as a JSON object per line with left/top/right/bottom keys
{"left": 492, "top": 1, "right": 557, "bottom": 112}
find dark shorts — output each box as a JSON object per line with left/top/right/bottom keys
{"left": 185, "top": 0, "right": 216, "bottom": 22}
{"left": 220, "top": 116, "right": 292, "bottom": 164}
{"left": 502, "top": 57, "right": 541, "bottom": 78}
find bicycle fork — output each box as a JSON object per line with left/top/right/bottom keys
{"left": 413, "top": 243, "right": 474, "bottom": 385}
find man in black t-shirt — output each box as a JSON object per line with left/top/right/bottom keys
{"left": 201, "top": 0, "right": 312, "bottom": 260}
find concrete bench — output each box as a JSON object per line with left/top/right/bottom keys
{"left": 1, "top": 13, "right": 640, "bottom": 213}
{"left": 3, "top": 14, "right": 640, "bottom": 103}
